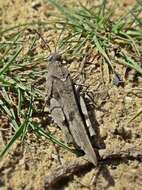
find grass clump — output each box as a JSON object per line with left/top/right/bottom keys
{"left": 48, "top": 0, "right": 142, "bottom": 74}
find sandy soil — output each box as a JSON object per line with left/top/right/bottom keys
{"left": 0, "top": 0, "right": 142, "bottom": 190}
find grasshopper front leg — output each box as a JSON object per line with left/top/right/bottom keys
{"left": 45, "top": 75, "right": 54, "bottom": 104}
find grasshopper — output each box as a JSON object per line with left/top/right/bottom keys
{"left": 46, "top": 53, "right": 98, "bottom": 166}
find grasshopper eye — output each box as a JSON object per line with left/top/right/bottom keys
{"left": 48, "top": 53, "right": 62, "bottom": 62}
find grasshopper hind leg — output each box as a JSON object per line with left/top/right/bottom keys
{"left": 50, "top": 98, "right": 74, "bottom": 144}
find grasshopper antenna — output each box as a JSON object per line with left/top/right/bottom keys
{"left": 32, "top": 29, "right": 52, "bottom": 54}
{"left": 55, "top": 23, "right": 67, "bottom": 54}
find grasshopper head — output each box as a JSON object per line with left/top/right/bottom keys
{"left": 48, "top": 53, "right": 62, "bottom": 63}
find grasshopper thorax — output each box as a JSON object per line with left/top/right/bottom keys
{"left": 48, "top": 53, "right": 62, "bottom": 63}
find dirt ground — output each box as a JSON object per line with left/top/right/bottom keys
{"left": 0, "top": 0, "right": 142, "bottom": 190}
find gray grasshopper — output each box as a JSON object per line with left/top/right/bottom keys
{"left": 46, "top": 53, "right": 98, "bottom": 166}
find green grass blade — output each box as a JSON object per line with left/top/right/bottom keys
{"left": 0, "top": 99, "right": 19, "bottom": 130}
{"left": 93, "top": 35, "right": 114, "bottom": 71}
{"left": 0, "top": 47, "right": 22, "bottom": 75}
{"left": 21, "top": 88, "right": 34, "bottom": 140}
{"left": 119, "top": 51, "right": 142, "bottom": 75}
{"left": 0, "top": 123, "right": 25, "bottom": 158}
{"left": 119, "top": 31, "right": 140, "bottom": 56}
